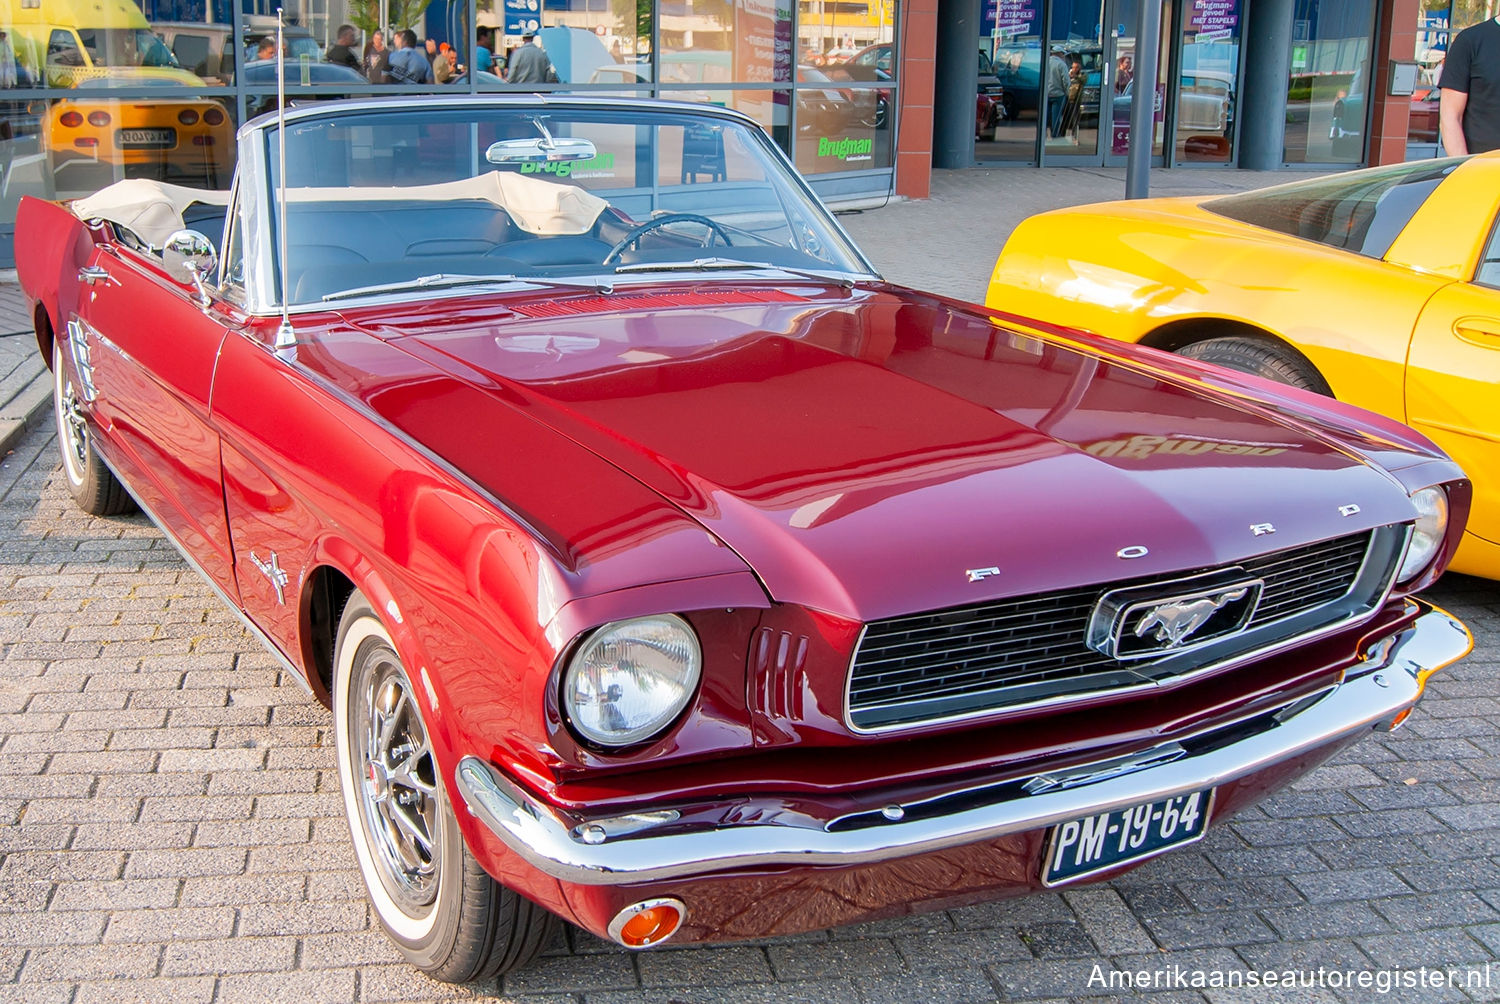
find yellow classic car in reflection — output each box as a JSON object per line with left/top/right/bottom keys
{"left": 986, "top": 154, "right": 1500, "bottom": 579}
{"left": 43, "top": 80, "right": 233, "bottom": 188}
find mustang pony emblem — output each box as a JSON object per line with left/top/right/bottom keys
{"left": 1134, "top": 587, "right": 1250, "bottom": 648}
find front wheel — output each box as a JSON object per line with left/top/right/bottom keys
{"left": 52, "top": 340, "right": 134, "bottom": 516}
{"left": 1174, "top": 334, "right": 1331, "bottom": 396}
{"left": 333, "top": 592, "right": 557, "bottom": 981}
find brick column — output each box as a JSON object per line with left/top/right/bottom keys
{"left": 1369, "top": 0, "right": 1420, "bottom": 165}
{"left": 895, "top": 0, "right": 938, "bottom": 198}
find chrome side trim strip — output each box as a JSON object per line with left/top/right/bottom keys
{"left": 455, "top": 603, "right": 1470, "bottom": 887}
{"left": 89, "top": 441, "right": 314, "bottom": 696}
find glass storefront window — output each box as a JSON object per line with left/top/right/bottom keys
{"left": 985, "top": 0, "right": 1044, "bottom": 161}
{"left": 794, "top": 76, "right": 889, "bottom": 174}
{"left": 0, "top": 0, "right": 904, "bottom": 263}
{"left": 1173, "top": 0, "right": 1239, "bottom": 163}
{"left": 1282, "top": 0, "right": 1374, "bottom": 164}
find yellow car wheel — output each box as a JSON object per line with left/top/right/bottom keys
{"left": 1176, "top": 335, "right": 1332, "bottom": 397}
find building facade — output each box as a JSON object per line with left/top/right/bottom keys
{"left": 0, "top": 0, "right": 1475, "bottom": 260}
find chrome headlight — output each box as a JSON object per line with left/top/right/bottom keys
{"left": 562, "top": 614, "right": 702, "bottom": 748}
{"left": 1397, "top": 486, "right": 1449, "bottom": 582}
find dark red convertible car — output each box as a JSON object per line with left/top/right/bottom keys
{"left": 17, "top": 95, "right": 1473, "bottom": 981}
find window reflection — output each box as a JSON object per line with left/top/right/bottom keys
{"left": 1282, "top": 0, "right": 1373, "bottom": 164}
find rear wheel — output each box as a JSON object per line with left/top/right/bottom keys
{"left": 333, "top": 592, "right": 557, "bottom": 982}
{"left": 52, "top": 340, "right": 134, "bottom": 516}
{"left": 1174, "top": 335, "right": 1331, "bottom": 396}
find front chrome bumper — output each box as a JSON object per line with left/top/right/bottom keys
{"left": 455, "top": 602, "right": 1471, "bottom": 887}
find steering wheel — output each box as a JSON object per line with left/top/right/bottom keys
{"left": 603, "top": 213, "right": 734, "bottom": 265}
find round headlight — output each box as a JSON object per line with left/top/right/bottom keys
{"left": 1397, "top": 486, "right": 1449, "bottom": 582}
{"left": 563, "top": 614, "right": 702, "bottom": 748}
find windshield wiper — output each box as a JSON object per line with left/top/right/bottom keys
{"left": 612, "top": 257, "right": 860, "bottom": 289}
{"left": 321, "top": 272, "right": 613, "bottom": 302}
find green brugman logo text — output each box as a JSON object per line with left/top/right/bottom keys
{"left": 818, "top": 136, "right": 873, "bottom": 159}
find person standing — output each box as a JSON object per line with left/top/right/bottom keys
{"left": 474, "top": 27, "right": 495, "bottom": 75}
{"left": 506, "top": 32, "right": 556, "bottom": 84}
{"left": 1440, "top": 15, "right": 1500, "bottom": 155}
{"left": 364, "top": 32, "right": 390, "bottom": 83}
{"left": 1046, "top": 47, "right": 1069, "bottom": 138}
{"left": 326, "top": 24, "right": 361, "bottom": 72}
{"left": 433, "top": 42, "right": 454, "bottom": 83}
{"left": 387, "top": 29, "right": 432, "bottom": 84}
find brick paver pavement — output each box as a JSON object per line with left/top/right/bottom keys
{"left": 1, "top": 173, "right": 1498, "bottom": 1002}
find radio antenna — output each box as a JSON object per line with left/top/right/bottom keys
{"left": 274, "top": 7, "right": 294, "bottom": 352}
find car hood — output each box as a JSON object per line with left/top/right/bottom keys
{"left": 350, "top": 284, "right": 1422, "bottom": 621}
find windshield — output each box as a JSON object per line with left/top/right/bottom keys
{"left": 263, "top": 103, "right": 874, "bottom": 306}
{"left": 73, "top": 28, "right": 181, "bottom": 69}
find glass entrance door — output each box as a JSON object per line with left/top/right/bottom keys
{"left": 1038, "top": 0, "right": 1169, "bottom": 164}
{"left": 1043, "top": 0, "right": 1107, "bottom": 160}
{"left": 1099, "top": 0, "right": 1171, "bottom": 165}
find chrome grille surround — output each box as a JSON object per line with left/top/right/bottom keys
{"left": 845, "top": 525, "right": 1409, "bottom": 733}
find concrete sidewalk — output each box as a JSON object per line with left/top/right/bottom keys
{"left": 0, "top": 165, "right": 1289, "bottom": 462}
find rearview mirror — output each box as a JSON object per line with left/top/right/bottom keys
{"left": 485, "top": 136, "right": 598, "bottom": 165}
{"left": 163, "top": 229, "right": 218, "bottom": 306}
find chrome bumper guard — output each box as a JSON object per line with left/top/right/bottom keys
{"left": 456, "top": 603, "right": 1471, "bottom": 887}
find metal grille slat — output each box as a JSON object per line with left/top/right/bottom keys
{"left": 847, "top": 531, "right": 1377, "bottom": 728}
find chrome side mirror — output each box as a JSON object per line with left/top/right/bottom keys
{"left": 163, "top": 229, "right": 218, "bottom": 306}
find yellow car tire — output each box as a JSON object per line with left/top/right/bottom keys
{"left": 1176, "top": 335, "right": 1332, "bottom": 397}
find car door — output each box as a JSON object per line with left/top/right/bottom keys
{"left": 1404, "top": 224, "right": 1500, "bottom": 548}
{"left": 75, "top": 241, "right": 240, "bottom": 597}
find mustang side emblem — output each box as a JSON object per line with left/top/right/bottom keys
{"left": 966, "top": 566, "right": 1002, "bottom": 583}
{"left": 1134, "top": 587, "right": 1250, "bottom": 648}
{"left": 250, "top": 550, "right": 289, "bottom": 605}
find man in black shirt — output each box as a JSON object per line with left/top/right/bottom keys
{"left": 1440, "top": 17, "right": 1500, "bottom": 154}
{"left": 326, "top": 24, "right": 361, "bottom": 72}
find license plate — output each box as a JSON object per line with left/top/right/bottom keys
{"left": 118, "top": 128, "right": 174, "bottom": 147}
{"left": 1042, "top": 789, "right": 1213, "bottom": 886}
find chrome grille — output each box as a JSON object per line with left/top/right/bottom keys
{"left": 847, "top": 530, "right": 1383, "bottom": 731}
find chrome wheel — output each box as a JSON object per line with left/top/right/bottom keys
{"left": 56, "top": 380, "right": 89, "bottom": 485}
{"left": 334, "top": 592, "right": 560, "bottom": 981}
{"left": 50, "top": 339, "right": 134, "bottom": 516}
{"left": 352, "top": 653, "right": 441, "bottom": 914}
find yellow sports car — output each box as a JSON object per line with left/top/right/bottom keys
{"left": 986, "top": 153, "right": 1500, "bottom": 579}
{"left": 43, "top": 82, "right": 234, "bottom": 189}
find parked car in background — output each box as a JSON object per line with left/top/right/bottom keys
{"left": 42, "top": 77, "right": 233, "bottom": 188}
{"left": 842, "top": 43, "right": 1002, "bottom": 134}
{"left": 1109, "top": 69, "right": 1231, "bottom": 135}
{"left": 155, "top": 18, "right": 321, "bottom": 85}
{"left": 1408, "top": 86, "right": 1439, "bottom": 145}
{"left": 6, "top": 0, "right": 203, "bottom": 88}
{"left": 987, "top": 154, "right": 1500, "bottom": 578}
{"left": 17, "top": 95, "right": 1473, "bottom": 983}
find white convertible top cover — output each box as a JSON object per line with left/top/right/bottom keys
{"left": 71, "top": 179, "right": 231, "bottom": 249}
{"left": 71, "top": 171, "right": 607, "bottom": 246}
{"left": 285, "top": 172, "right": 608, "bottom": 236}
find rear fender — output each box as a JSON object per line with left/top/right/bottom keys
{"left": 15, "top": 197, "right": 98, "bottom": 363}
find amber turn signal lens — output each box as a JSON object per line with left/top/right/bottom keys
{"left": 607, "top": 898, "right": 685, "bottom": 948}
